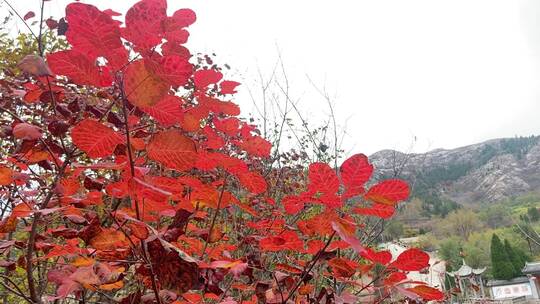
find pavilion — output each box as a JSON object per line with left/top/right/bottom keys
{"left": 447, "top": 259, "right": 487, "bottom": 298}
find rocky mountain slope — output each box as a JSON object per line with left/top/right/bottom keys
{"left": 369, "top": 136, "right": 540, "bottom": 206}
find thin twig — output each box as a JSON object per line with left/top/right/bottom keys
{"left": 1, "top": 0, "right": 39, "bottom": 41}
{"left": 26, "top": 155, "right": 71, "bottom": 304}
{"left": 117, "top": 75, "right": 162, "bottom": 304}
{"left": 281, "top": 231, "right": 335, "bottom": 303}
{"left": 0, "top": 274, "right": 33, "bottom": 303}
{"left": 200, "top": 174, "right": 229, "bottom": 259}
{"left": 37, "top": 0, "right": 45, "bottom": 56}
{"left": 0, "top": 280, "right": 32, "bottom": 303}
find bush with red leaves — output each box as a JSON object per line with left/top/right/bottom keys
{"left": 0, "top": 1, "right": 444, "bottom": 303}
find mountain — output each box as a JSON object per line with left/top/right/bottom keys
{"left": 369, "top": 136, "right": 540, "bottom": 214}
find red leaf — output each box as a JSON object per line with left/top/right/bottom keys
{"left": 331, "top": 218, "right": 366, "bottom": 254}
{"left": 13, "top": 123, "right": 42, "bottom": 140}
{"left": 131, "top": 177, "right": 172, "bottom": 202}
{"left": 208, "top": 260, "right": 247, "bottom": 278}
{"left": 140, "top": 95, "right": 184, "bottom": 127}
{"left": 182, "top": 292, "right": 203, "bottom": 303}
{"left": 127, "top": 221, "right": 149, "bottom": 240}
{"left": 46, "top": 18, "right": 58, "bottom": 30}
{"left": 237, "top": 171, "right": 267, "bottom": 194}
{"left": 364, "top": 179, "right": 409, "bottom": 205}
{"left": 23, "top": 88, "right": 42, "bottom": 103}
{"left": 298, "top": 212, "right": 335, "bottom": 237}
{"left": 194, "top": 69, "right": 223, "bottom": 89}
{"left": 89, "top": 228, "right": 128, "bottom": 250}
{"left": 65, "top": 3, "right": 126, "bottom": 69}
{"left": 146, "top": 55, "right": 192, "bottom": 86}
{"left": 71, "top": 119, "right": 124, "bottom": 158}
{"left": 275, "top": 263, "right": 303, "bottom": 274}
{"left": 0, "top": 167, "right": 13, "bottom": 186}
{"left": 11, "top": 203, "right": 33, "bottom": 218}
{"left": 102, "top": 9, "right": 122, "bottom": 17}
{"left": 163, "top": 30, "right": 190, "bottom": 47}
{"left": 282, "top": 195, "right": 304, "bottom": 215}
{"left": 123, "top": 0, "right": 167, "bottom": 51}
{"left": 74, "top": 266, "right": 109, "bottom": 289}
{"left": 214, "top": 118, "right": 239, "bottom": 137}
{"left": 318, "top": 194, "right": 342, "bottom": 208}
{"left": 47, "top": 50, "right": 112, "bottom": 87}
{"left": 236, "top": 136, "right": 271, "bottom": 158}
{"left": 384, "top": 271, "right": 407, "bottom": 285}
{"left": 24, "top": 11, "right": 35, "bottom": 20}
{"left": 306, "top": 240, "right": 325, "bottom": 255}
{"left": 202, "top": 127, "right": 224, "bottom": 149}
{"left": 406, "top": 285, "right": 444, "bottom": 301}
{"left": 328, "top": 257, "right": 358, "bottom": 278}
{"left": 220, "top": 80, "right": 241, "bottom": 94}
{"left": 124, "top": 60, "right": 169, "bottom": 107}
{"left": 198, "top": 94, "right": 240, "bottom": 116}
{"left": 353, "top": 203, "right": 395, "bottom": 219}
{"left": 162, "top": 41, "right": 191, "bottom": 58}
{"left": 259, "top": 230, "right": 302, "bottom": 252}
{"left": 146, "top": 237, "right": 199, "bottom": 294}
{"left": 362, "top": 248, "right": 392, "bottom": 265}
{"left": 390, "top": 248, "right": 430, "bottom": 271}
{"left": 170, "top": 8, "right": 196, "bottom": 28}
{"left": 147, "top": 130, "right": 197, "bottom": 171}
{"left": 0, "top": 216, "right": 17, "bottom": 233}
{"left": 340, "top": 154, "right": 373, "bottom": 198}
{"left": 308, "top": 163, "right": 339, "bottom": 195}
{"left": 106, "top": 181, "right": 129, "bottom": 198}
{"left": 48, "top": 275, "right": 81, "bottom": 300}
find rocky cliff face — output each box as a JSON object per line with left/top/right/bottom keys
{"left": 369, "top": 136, "right": 540, "bottom": 204}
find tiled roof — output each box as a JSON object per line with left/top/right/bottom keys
{"left": 522, "top": 261, "right": 540, "bottom": 274}
{"left": 486, "top": 276, "right": 530, "bottom": 287}
{"left": 447, "top": 259, "right": 486, "bottom": 277}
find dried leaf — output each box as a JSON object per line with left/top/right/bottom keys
{"left": 18, "top": 55, "right": 52, "bottom": 76}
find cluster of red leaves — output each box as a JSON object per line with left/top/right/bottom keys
{"left": 0, "top": 0, "right": 444, "bottom": 303}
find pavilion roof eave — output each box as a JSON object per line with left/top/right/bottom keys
{"left": 522, "top": 261, "right": 540, "bottom": 275}
{"left": 447, "top": 260, "right": 486, "bottom": 277}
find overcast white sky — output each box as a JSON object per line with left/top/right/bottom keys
{"left": 4, "top": 0, "right": 540, "bottom": 155}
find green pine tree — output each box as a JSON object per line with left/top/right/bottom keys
{"left": 516, "top": 247, "right": 530, "bottom": 270}
{"left": 527, "top": 207, "right": 540, "bottom": 222}
{"left": 504, "top": 239, "right": 524, "bottom": 277}
{"left": 491, "top": 234, "right": 515, "bottom": 280}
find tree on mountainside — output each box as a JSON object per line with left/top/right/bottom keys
{"left": 480, "top": 204, "right": 513, "bottom": 229}
{"left": 527, "top": 207, "right": 540, "bottom": 222}
{"left": 438, "top": 237, "right": 463, "bottom": 271}
{"left": 491, "top": 234, "right": 516, "bottom": 280}
{"left": 504, "top": 239, "right": 524, "bottom": 277}
{"left": 435, "top": 209, "right": 483, "bottom": 240}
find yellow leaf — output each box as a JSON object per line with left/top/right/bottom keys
{"left": 99, "top": 280, "right": 124, "bottom": 291}
{"left": 124, "top": 59, "right": 168, "bottom": 107}
{"left": 0, "top": 216, "right": 17, "bottom": 233}
{"left": 72, "top": 256, "right": 95, "bottom": 267}
{"left": 0, "top": 167, "right": 13, "bottom": 186}
{"left": 89, "top": 228, "right": 127, "bottom": 250}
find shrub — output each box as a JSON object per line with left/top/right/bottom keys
{"left": 0, "top": 1, "right": 443, "bottom": 303}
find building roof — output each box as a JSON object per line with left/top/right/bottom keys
{"left": 447, "top": 259, "right": 486, "bottom": 277}
{"left": 486, "top": 276, "right": 530, "bottom": 287}
{"left": 398, "top": 237, "right": 420, "bottom": 244}
{"left": 522, "top": 261, "right": 540, "bottom": 275}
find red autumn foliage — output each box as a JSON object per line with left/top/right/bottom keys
{"left": 0, "top": 0, "right": 445, "bottom": 303}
